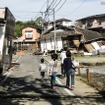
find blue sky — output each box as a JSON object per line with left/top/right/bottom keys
{"left": 0, "top": 0, "right": 105, "bottom": 22}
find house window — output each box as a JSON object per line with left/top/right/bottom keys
{"left": 25, "top": 30, "right": 33, "bottom": 39}
{"left": 87, "top": 20, "right": 93, "bottom": 27}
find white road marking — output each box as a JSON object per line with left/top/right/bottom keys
{"left": 16, "top": 55, "right": 21, "bottom": 62}
{"left": 56, "top": 78, "right": 75, "bottom": 96}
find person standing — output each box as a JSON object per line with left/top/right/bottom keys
{"left": 60, "top": 47, "right": 67, "bottom": 77}
{"left": 49, "top": 53, "right": 58, "bottom": 89}
{"left": 64, "top": 50, "right": 75, "bottom": 90}
{"left": 39, "top": 58, "right": 47, "bottom": 82}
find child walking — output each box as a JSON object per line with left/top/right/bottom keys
{"left": 64, "top": 50, "right": 75, "bottom": 90}
{"left": 39, "top": 58, "right": 47, "bottom": 82}
{"left": 49, "top": 53, "right": 58, "bottom": 89}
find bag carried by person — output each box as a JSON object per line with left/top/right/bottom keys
{"left": 72, "top": 59, "right": 79, "bottom": 69}
{"left": 47, "top": 68, "right": 52, "bottom": 76}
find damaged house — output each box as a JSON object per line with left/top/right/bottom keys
{"left": 40, "top": 24, "right": 105, "bottom": 55}
{"left": 75, "top": 13, "right": 105, "bottom": 54}
{"left": 75, "top": 28, "right": 105, "bottom": 55}
{"left": 76, "top": 13, "right": 105, "bottom": 36}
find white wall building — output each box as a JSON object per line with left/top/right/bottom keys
{"left": 41, "top": 18, "right": 73, "bottom": 52}
{"left": 40, "top": 34, "right": 62, "bottom": 52}
{"left": 47, "top": 18, "right": 73, "bottom": 30}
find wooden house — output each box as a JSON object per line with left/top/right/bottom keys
{"left": 40, "top": 24, "right": 104, "bottom": 54}
{"left": 14, "top": 26, "right": 40, "bottom": 52}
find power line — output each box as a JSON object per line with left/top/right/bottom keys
{"left": 47, "top": 0, "right": 63, "bottom": 14}
{"left": 53, "top": 0, "right": 63, "bottom": 10}
{"left": 45, "top": 0, "right": 63, "bottom": 15}
{"left": 34, "top": 1, "right": 47, "bottom": 19}
{"left": 44, "top": 0, "right": 50, "bottom": 22}
{"left": 46, "top": 0, "right": 67, "bottom": 15}
{"left": 54, "top": 0, "right": 67, "bottom": 13}
{"left": 44, "top": 0, "right": 61, "bottom": 22}
{"left": 43, "top": 0, "right": 66, "bottom": 29}
{"left": 47, "top": 0, "right": 56, "bottom": 10}
{"left": 49, "top": 0, "right": 67, "bottom": 15}
{"left": 69, "top": 0, "right": 87, "bottom": 15}
{"left": 44, "top": 0, "right": 57, "bottom": 17}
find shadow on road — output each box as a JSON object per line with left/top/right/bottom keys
{"left": 0, "top": 75, "right": 105, "bottom": 105}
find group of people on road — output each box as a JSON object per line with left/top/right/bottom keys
{"left": 39, "top": 47, "right": 79, "bottom": 90}
{"left": 61, "top": 49, "right": 75, "bottom": 90}
{"left": 39, "top": 53, "right": 58, "bottom": 89}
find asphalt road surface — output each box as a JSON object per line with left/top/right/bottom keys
{"left": 0, "top": 54, "right": 105, "bottom": 105}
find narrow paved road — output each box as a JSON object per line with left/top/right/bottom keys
{"left": 0, "top": 54, "right": 104, "bottom": 105}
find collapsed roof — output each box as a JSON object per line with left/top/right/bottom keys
{"left": 40, "top": 25, "right": 102, "bottom": 42}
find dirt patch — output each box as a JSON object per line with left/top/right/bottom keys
{"left": 16, "top": 51, "right": 26, "bottom": 55}
{"left": 80, "top": 73, "right": 105, "bottom": 92}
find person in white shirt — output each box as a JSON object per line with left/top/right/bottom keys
{"left": 49, "top": 53, "right": 58, "bottom": 89}
{"left": 60, "top": 47, "right": 67, "bottom": 77}
{"left": 39, "top": 58, "right": 47, "bottom": 82}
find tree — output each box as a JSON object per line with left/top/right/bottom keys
{"left": 15, "top": 18, "right": 43, "bottom": 37}
{"left": 14, "top": 21, "right": 24, "bottom": 37}
{"left": 35, "top": 17, "right": 43, "bottom": 30}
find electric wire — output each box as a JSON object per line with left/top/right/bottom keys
{"left": 44, "top": 0, "right": 57, "bottom": 22}
{"left": 68, "top": 0, "right": 87, "bottom": 15}
{"left": 49, "top": 0, "right": 67, "bottom": 15}
{"left": 47, "top": 0, "right": 56, "bottom": 10}
{"left": 45, "top": 0, "right": 63, "bottom": 13}
{"left": 53, "top": 0, "right": 67, "bottom": 13}
{"left": 34, "top": 1, "right": 47, "bottom": 19}
{"left": 53, "top": 0, "right": 63, "bottom": 10}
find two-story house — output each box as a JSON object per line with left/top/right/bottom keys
{"left": 76, "top": 14, "right": 105, "bottom": 54}
{"left": 40, "top": 17, "right": 105, "bottom": 55}
{"left": 14, "top": 26, "right": 40, "bottom": 52}
{"left": 44, "top": 18, "right": 74, "bottom": 31}
{"left": 40, "top": 24, "right": 103, "bottom": 54}
{"left": 76, "top": 14, "right": 105, "bottom": 35}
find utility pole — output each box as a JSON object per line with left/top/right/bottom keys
{"left": 53, "top": 8, "right": 57, "bottom": 53}
{"left": 40, "top": 12, "right": 44, "bottom": 34}
{"left": 44, "top": 0, "right": 57, "bottom": 53}
{"left": 44, "top": 0, "right": 50, "bottom": 22}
